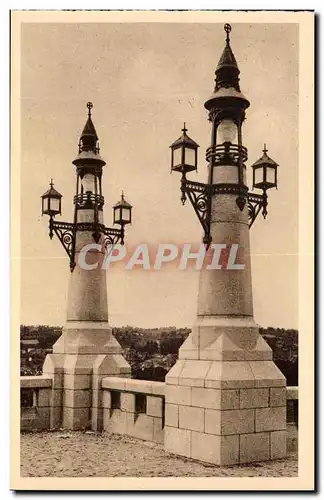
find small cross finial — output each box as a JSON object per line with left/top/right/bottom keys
{"left": 224, "top": 23, "right": 232, "bottom": 43}
{"left": 263, "top": 143, "right": 268, "bottom": 154}
{"left": 50, "top": 178, "right": 54, "bottom": 188}
{"left": 87, "top": 101, "right": 93, "bottom": 117}
{"left": 182, "top": 122, "right": 188, "bottom": 134}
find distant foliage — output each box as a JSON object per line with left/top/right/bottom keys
{"left": 20, "top": 325, "right": 61, "bottom": 376}
{"left": 260, "top": 327, "right": 298, "bottom": 386}
{"left": 112, "top": 326, "right": 190, "bottom": 381}
{"left": 20, "top": 324, "right": 298, "bottom": 384}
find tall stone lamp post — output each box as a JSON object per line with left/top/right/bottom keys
{"left": 41, "top": 102, "right": 132, "bottom": 431}
{"left": 165, "top": 24, "right": 286, "bottom": 466}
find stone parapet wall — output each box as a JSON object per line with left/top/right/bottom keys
{"left": 101, "top": 377, "right": 165, "bottom": 443}
{"left": 164, "top": 358, "right": 289, "bottom": 464}
{"left": 20, "top": 374, "right": 298, "bottom": 452}
{"left": 20, "top": 376, "right": 52, "bottom": 431}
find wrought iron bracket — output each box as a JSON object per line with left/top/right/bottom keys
{"left": 248, "top": 191, "right": 268, "bottom": 228}
{"left": 49, "top": 218, "right": 76, "bottom": 271}
{"left": 181, "top": 178, "right": 255, "bottom": 246}
{"left": 181, "top": 178, "right": 212, "bottom": 247}
{"left": 49, "top": 218, "right": 125, "bottom": 272}
{"left": 101, "top": 225, "right": 125, "bottom": 248}
{"left": 180, "top": 176, "right": 268, "bottom": 242}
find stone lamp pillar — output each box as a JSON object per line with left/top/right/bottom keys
{"left": 165, "top": 25, "right": 286, "bottom": 465}
{"left": 42, "top": 104, "right": 131, "bottom": 431}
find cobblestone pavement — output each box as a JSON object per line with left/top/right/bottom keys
{"left": 20, "top": 431, "right": 298, "bottom": 478}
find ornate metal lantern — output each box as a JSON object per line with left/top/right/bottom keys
{"left": 113, "top": 192, "right": 133, "bottom": 226}
{"left": 251, "top": 144, "right": 278, "bottom": 191}
{"left": 169, "top": 24, "right": 279, "bottom": 247}
{"left": 170, "top": 123, "right": 199, "bottom": 174}
{"left": 41, "top": 180, "right": 62, "bottom": 217}
{"left": 41, "top": 102, "right": 132, "bottom": 271}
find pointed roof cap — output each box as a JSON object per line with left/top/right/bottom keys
{"left": 80, "top": 102, "right": 98, "bottom": 143}
{"left": 251, "top": 144, "right": 279, "bottom": 168}
{"left": 113, "top": 192, "right": 133, "bottom": 209}
{"left": 204, "top": 24, "right": 250, "bottom": 113}
{"left": 216, "top": 24, "right": 239, "bottom": 72}
{"left": 72, "top": 102, "right": 106, "bottom": 168}
{"left": 170, "top": 123, "right": 199, "bottom": 149}
{"left": 214, "top": 24, "right": 241, "bottom": 92}
{"left": 41, "top": 179, "right": 62, "bottom": 199}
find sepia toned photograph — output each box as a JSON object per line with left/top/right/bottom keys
{"left": 11, "top": 10, "right": 314, "bottom": 491}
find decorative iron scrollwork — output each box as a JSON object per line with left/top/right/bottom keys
{"left": 206, "top": 143, "right": 248, "bottom": 166}
{"left": 49, "top": 219, "right": 75, "bottom": 271}
{"left": 181, "top": 178, "right": 267, "bottom": 236}
{"left": 74, "top": 193, "right": 104, "bottom": 209}
{"left": 248, "top": 192, "right": 268, "bottom": 228}
{"left": 181, "top": 179, "right": 270, "bottom": 244}
{"left": 101, "top": 226, "right": 124, "bottom": 247}
{"left": 179, "top": 170, "right": 270, "bottom": 246}
{"left": 181, "top": 178, "right": 212, "bottom": 247}
{"left": 49, "top": 219, "right": 125, "bottom": 272}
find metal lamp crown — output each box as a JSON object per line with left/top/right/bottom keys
{"left": 41, "top": 102, "right": 133, "bottom": 271}
{"left": 169, "top": 24, "right": 279, "bottom": 247}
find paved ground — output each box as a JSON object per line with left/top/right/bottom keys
{"left": 20, "top": 431, "right": 298, "bottom": 477}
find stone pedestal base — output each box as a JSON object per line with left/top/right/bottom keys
{"left": 42, "top": 321, "right": 131, "bottom": 431}
{"left": 164, "top": 326, "right": 287, "bottom": 465}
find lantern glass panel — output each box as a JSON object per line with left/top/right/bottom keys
{"left": 82, "top": 173, "right": 95, "bottom": 193}
{"left": 49, "top": 197, "right": 60, "bottom": 213}
{"left": 122, "top": 207, "right": 131, "bottom": 223}
{"left": 173, "top": 147, "right": 182, "bottom": 167}
{"left": 267, "top": 166, "right": 276, "bottom": 185}
{"left": 184, "top": 147, "right": 196, "bottom": 167}
{"left": 217, "top": 118, "right": 237, "bottom": 144}
{"left": 113, "top": 207, "right": 120, "bottom": 224}
{"left": 254, "top": 166, "right": 264, "bottom": 187}
{"left": 41, "top": 198, "right": 47, "bottom": 215}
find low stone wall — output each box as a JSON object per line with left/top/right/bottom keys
{"left": 20, "top": 374, "right": 298, "bottom": 448}
{"left": 21, "top": 376, "right": 52, "bottom": 431}
{"left": 286, "top": 386, "right": 298, "bottom": 453}
{"left": 101, "top": 377, "right": 165, "bottom": 443}
{"left": 286, "top": 386, "right": 298, "bottom": 426}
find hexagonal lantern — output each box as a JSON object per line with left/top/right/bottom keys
{"left": 113, "top": 192, "right": 132, "bottom": 226}
{"left": 170, "top": 123, "right": 199, "bottom": 174}
{"left": 41, "top": 179, "right": 62, "bottom": 217}
{"left": 251, "top": 144, "right": 278, "bottom": 191}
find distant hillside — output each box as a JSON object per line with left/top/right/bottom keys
{"left": 20, "top": 324, "right": 298, "bottom": 385}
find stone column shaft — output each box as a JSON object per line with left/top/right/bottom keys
{"left": 42, "top": 107, "right": 131, "bottom": 431}
{"left": 165, "top": 142, "right": 286, "bottom": 465}
{"left": 43, "top": 206, "right": 131, "bottom": 430}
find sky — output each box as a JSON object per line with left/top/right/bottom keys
{"left": 19, "top": 21, "right": 299, "bottom": 329}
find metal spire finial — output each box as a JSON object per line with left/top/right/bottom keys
{"left": 87, "top": 101, "right": 93, "bottom": 118}
{"left": 224, "top": 23, "right": 232, "bottom": 43}
{"left": 50, "top": 178, "right": 54, "bottom": 188}
{"left": 263, "top": 143, "right": 268, "bottom": 154}
{"left": 182, "top": 122, "right": 188, "bottom": 134}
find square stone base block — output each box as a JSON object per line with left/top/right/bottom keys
{"left": 166, "top": 357, "right": 286, "bottom": 390}
{"left": 178, "top": 325, "right": 274, "bottom": 362}
{"left": 63, "top": 407, "right": 90, "bottom": 430}
{"left": 164, "top": 358, "right": 287, "bottom": 465}
{"left": 43, "top": 345, "right": 131, "bottom": 431}
{"left": 165, "top": 426, "right": 287, "bottom": 465}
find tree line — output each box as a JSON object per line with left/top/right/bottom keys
{"left": 20, "top": 325, "right": 298, "bottom": 385}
